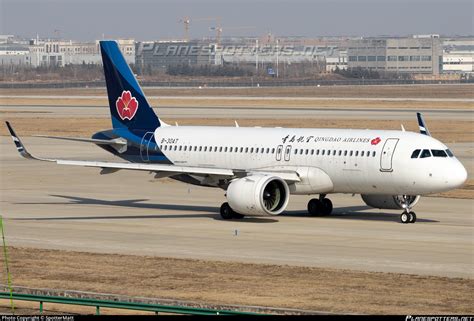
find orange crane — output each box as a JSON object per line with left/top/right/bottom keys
{"left": 178, "top": 17, "right": 221, "bottom": 41}
{"left": 209, "top": 26, "right": 255, "bottom": 45}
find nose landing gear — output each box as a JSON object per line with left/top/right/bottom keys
{"left": 399, "top": 195, "right": 417, "bottom": 224}
{"left": 400, "top": 211, "right": 417, "bottom": 224}
{"left": 307, "top": 195, "right": 333, "bottom": 216}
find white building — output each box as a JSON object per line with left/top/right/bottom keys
{"left": 28, "top": 38, "right": 135, "bottom": 67}
{"left": 442, "top": 38, "right": 474, "bottom": 74}
{"left": 325, "top": 50, "right": 347, "bottom": 72}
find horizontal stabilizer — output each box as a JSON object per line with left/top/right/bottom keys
{"left": 34, "top": 135, "right": 128, "bottom": 153}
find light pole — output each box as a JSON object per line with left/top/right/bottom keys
{"left": 255, "top": 39, "right": 259, "bottom": 73}
{"left": 276, "top": 38, "right": 279, "bottom": 78}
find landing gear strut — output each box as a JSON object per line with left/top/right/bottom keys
{"left": 307, "top": 195, "right": 333, "bottom": 216}
{"left": 220, "top": 202, "right": 245, "bottom": 220}
{"left": 399, "top": 195, "right": 417, "bottom": 224}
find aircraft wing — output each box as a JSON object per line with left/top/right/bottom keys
{"left": 6, "top": 122, "right": 300, "bottom": 182}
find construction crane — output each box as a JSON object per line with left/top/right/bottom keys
{"left": 178, "top": 17, "right": 190, "bottom": 41}
{"left": 209, "top": 26, "right": 255, "bottom": 45}
{"left": 178, "top": 17, "right": 221, "bottom": 42}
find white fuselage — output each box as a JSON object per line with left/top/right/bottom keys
{"left": 153, "top": 126, "right": 467, "bottom": 196}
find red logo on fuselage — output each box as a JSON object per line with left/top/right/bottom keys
{"left": 371, "top": 137, "right": 381, "bottom": 145}
{"left": 116, "top": 90, "right": 139, "bottom": 120}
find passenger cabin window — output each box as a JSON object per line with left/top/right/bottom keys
{"left": 372, "top": 151, "right": 376, "bottom": 157}
{"left": 420, "top": 149, "right": 431, "bottom": 158}
{"left": 446, "top": 149, "right": 454, "bottom": 157}
{"left": 431, "top": 150, "right": 447, "bottom": 157}
{"left": 411, "top": 149, "right": 421, "bottom": 158}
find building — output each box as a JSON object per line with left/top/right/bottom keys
{"left": 0, "top": 44, "right": 31, "bottom": 66}
{"left": 135, "top": 41, "right": 217, "bottom": 71}
{"left": 28, "top": 38, "right": 135, "bottom": 67}
{"left": 325, "top": 50, "right": 347, "bottom": 72}
{"left": 442, "top": 38, "right": 474, "bottom": 74}
{"left": 347, "top": 35, "right": 442, "bottom": 75}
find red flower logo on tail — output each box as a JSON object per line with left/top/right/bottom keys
{"left": 116, "top": 91, "right": 139, "bottom": 121}
{"left": 371, "top": 137, "right": 382, "bottom": 145}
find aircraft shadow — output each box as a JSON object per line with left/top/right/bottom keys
{"left": 284, "top": 205, "right": 439, "bottom": 223}
{"left": 13, "top": 195, "right": 278, "bottom": 223}
{"left": 14, "top": 195, "right": 439, "bottom": 224}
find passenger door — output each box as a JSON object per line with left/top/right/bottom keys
{"left": 140, "top": 132, "right": 154, "bottom": 162}
{"left": 380, "top": 138, "right": 399, "bottom": 172}
{"left": 284, "top": 145, "right": 292, "bottom": 162}
{"left": 276, "top": 145, "right": 283, "bottom": 161}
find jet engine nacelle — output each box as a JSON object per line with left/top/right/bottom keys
{"left": 361, "top": 194, "right": 420, "bottom": 210}
{"left": 227, "top": 175, "right": 290, "bottom": 216}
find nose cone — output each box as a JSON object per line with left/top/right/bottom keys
{"left": 450, "top": 162, "right": 468, "bottom": 189}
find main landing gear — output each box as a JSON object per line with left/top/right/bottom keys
{"left": 307, "top": 195, "right": 333, "bottom": 216}
{"left": 220, "top": 202, "right": 245, "bottom": 220}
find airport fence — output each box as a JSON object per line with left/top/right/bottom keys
{"left": 0, "top": 291, "right": 265, "bottom": 315}
{"left": 0, "top": 78, "right": 472, "bottom": 89}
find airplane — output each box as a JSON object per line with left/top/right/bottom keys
{"left": 5, "top": 40, "right": 468, "bottom": 224}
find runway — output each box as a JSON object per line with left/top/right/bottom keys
{"left": 0, "top": 137, "right": 472, "bottom": 278}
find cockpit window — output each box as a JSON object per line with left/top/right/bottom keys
{"left": 431, "top": 149, "right": 448, "bottom": 157}
{"left": 446, "top": 149, "right": 454, "bottom": 157}
{"left": 411, "top": 149, "right": 421, "bottom": 158}
{"left": 420, "top": 149, "right": 431, "bottom": 158}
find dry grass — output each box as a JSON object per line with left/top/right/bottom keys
{"left": 1, "top": 97, "right": 472, "bottom": 110}
{"left": 1, "top": 116, "right": 472, "bottom": 144}
{"left": 2, "top": 247, "right": 472, "bottom": 314}
{"left": 2, "top": 84, "right": 474, "bottom": 98}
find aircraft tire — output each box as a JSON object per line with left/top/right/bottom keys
{"left": 220, "top": 202, "right": 234, "bottom": 220}
{"left": 400, "top": 212, "right": 410, "bottom": 224}
{"left": 307, "top": 198, "right": 323, "bottom": 216}
{"left": 321, "top": 198, "right": 333, "bottom": 216}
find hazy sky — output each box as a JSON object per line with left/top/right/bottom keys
{"left": 1, "top": 0, "right": 472, "bottom": 41}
